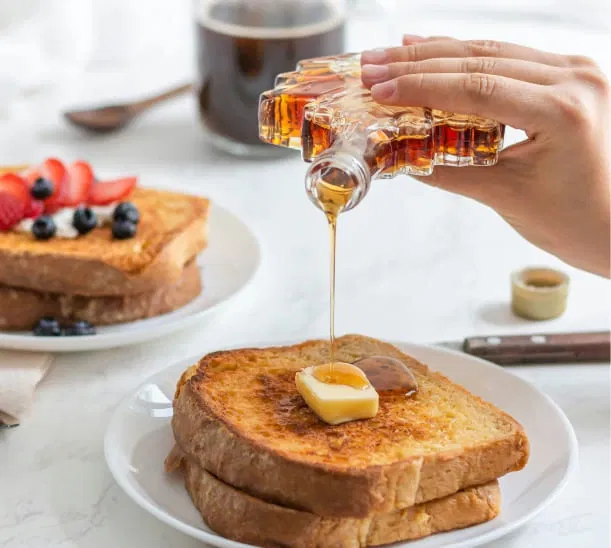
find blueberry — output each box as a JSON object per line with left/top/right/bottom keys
{"left": 112, "top": 219, "right": 136, "bottom": 240}
{"left": 32, "top": 215, "right": 56, "bottom": 240}
{"left": 73, "top": 206, "right": 98, "bottom": 235}
{"left": 113, "top": 202, "right": 140, "bottom": 224}
{"left": 31, "top": 177, "right": 54, "bottom": 200}
{"left": 33, "top": 317, "right": 61, "bottom": 336}
{"left": 63, "top": 320, "right": 96, "bottom": 336}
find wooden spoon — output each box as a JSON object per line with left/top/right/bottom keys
{"left": 63, "top": 83, "right": 193, "bottom": 134}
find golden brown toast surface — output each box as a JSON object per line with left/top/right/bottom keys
{"left": 171, "top": 335, "right": 528, "bottom": 517}
{"left": 0, "top": 258, "right": 202, "bottom": 330}
{"left": 183, "top": 335, "right": 526, "bottom": 467}
{"left": 0, "top": 188, "right": 209, "bottom": 296}
{"left": 178, "top": 454, "right": 501, "bottom": 548}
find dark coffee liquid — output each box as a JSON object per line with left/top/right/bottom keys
{"left": 196, "top": 1, "right": 345, "bottom": 147}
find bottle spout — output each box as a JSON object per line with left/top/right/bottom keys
{"left": 305, "top": 151, "right": 371, "bottom": 215}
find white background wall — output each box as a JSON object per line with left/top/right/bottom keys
{"left": 0, "top": 0, "right": 609, "bottom": 129}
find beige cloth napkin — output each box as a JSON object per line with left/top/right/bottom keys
{"left": 0, "top": 350, "right": 52, "bottom": 425}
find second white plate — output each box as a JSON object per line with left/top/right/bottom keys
{"left": 0, "top": 203, "right": 260, "bottom": 352}
{"left": 104, "top": 340, "right": 578, "bottom": 548}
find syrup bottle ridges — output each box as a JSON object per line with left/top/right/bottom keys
{"left": 258, "top": 52, "right": 505, "bottom": 213}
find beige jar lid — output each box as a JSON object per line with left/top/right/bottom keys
{"left": 511, "top": 267, "right": 570, "bottom": 321}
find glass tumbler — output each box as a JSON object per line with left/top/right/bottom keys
{"left": 193, "top": 0, "right": 347, "bottom": 157}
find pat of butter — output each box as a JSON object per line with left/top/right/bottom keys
{"left": 295, "top": 366, "right": 379, "bottom": 425}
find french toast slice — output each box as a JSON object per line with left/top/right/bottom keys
{"left": 171, "top": 335, "right": 529, "bottom": 518}
{"left": 171, "top": 450, "right": 501, "bottom": 548}
{"left": 0, "top": 188, "right": 209, "bottom": 296}
{"left": 0, "top": 259, "right": 202, "bottom": 330}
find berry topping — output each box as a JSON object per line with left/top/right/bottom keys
{"left": 39, "top": 158, "right": 67, "bottom": 213}
{"left": 32, "top": 215, "right": 57, "bottom": 240}
{"left": 113, "top": 202, "right": 140, "bottom": 224}
{"left": 0, "top": 197, "right": 24, "bottom": 230}
{"left": 62, "top": 160, "right": 94, "bottom": 207}
{"left": 0, "top": 173, "right": 30, "bottom": 202}
{"left": 31, "top": 177, "right": 55, "bottom": 200}
{"left": 73, "top": 206, "right": 98, "bottom": 235}
{"left": 112, "top": 219, "right": 137, "bottom": 240}
{"left": 0, "top": 173, "right": 30, "bottom": 230}
{"left": 24, "top": 199, "right": 45, "bottom": 219}
{"left": 22, "top": 166, "right": 42, "bottom": 187}
{"left": 89, "top": 176, "right": 137, "bottom": 206}
{"left": 33, "top": 317, "right": 61, "bottom": 337}
{"left": 64, "top": 320, "right": 96, "bottom": 336}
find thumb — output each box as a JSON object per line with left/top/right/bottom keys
{"left": 412, "top": 141, "right": 533, "bottom": 210}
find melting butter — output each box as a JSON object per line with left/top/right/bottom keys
{"left": 295, "top": 365, "right": 379, "bottom": 425}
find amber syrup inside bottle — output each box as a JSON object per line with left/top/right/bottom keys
{"left": 258, "top": 53, "right": 505, "bottom": 200}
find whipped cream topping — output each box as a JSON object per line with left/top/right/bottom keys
{"left": 14, "top": 202, "right": 118, "bottom": 239}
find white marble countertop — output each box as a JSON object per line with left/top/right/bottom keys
{"left": 1, "top": 9, "right": 610, "bottom": 548}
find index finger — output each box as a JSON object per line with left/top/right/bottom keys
{"left": 370, "top": 72, "right": 553, "bottom": 133}
{"left": 362, "top": 39, "right": 576, "bottom": 69}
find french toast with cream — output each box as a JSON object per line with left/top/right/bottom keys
{"left": 0, "top": 187, "right": 209, "bottom": 297}
{"left": 168, "top": 335, "right": 529, "bottom": 521}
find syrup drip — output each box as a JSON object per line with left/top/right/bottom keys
{"left": 313, "top": 171, "right": 419, "bottom": 397}
{"left": 315, "top": 176, "right": 357, "bottom": 368}
{"left": 328, "top": 214, "right": 338, "bottom": 366}
{"left": 353, "top": 356, "right": 418, "bottom": 396}
{"left": 312, "top": 362, "right": 371, "bottom": 390}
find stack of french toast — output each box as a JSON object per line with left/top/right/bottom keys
{"left": 166, "top": 334, "right": 530, "bottom": 547}
{"left": 0, "top": 159, "right": 209, "bottom": 332}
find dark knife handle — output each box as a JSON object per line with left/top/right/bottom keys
{"left": 463, "top": 331, "right": 610, "bottom": 365}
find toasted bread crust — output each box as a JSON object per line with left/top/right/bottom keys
{"left": 171, "top": 335, "right": 529, "bottom": 518}
{"left": 0, "top": 188, "right": 209, "bottom": 296}
{"left": 0, "top": 259, "right": 202, "bottom": 330}
{"left": 178, "top": 455, "right": 501, "bottom": 548}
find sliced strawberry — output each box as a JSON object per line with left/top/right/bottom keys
{"left": 0, "top": 195, "right": 25, "bottom": 230}
{"left": 60, "top": 160, "right": 94, "bottom": 207}
{"left": 0, "top": 173, "right": 30, "bottom": 229}
{"left": 22, "top": 167, "right": 42, "bottom": 187}
{"left": 41, "top": 157, "right": 67, "bottom": 186}
{"left": 40, "top": 157, "right": 67, "bottom": 212}
{"left": 24, "top": 199, "right": 44, "bottom": 219}
{"left": 0, "top": 173, "right": 30, "bottom": 204}
{"left": 88, "top": 176, "right": 137, "bottom": 205}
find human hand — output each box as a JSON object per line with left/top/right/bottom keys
{"left": 360, "top": 36, "right": 610, "bottom": 277}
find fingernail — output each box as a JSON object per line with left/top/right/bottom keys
{"left": 361, "top": 64, "right": 390, "bottom": 83}
{"left": 371, "top": 80, "right": 396, "bottom": 101}
{"left": 402, "top": 33, "right": 425, "bottom": 43}
{"left": 361, "top": 48, "right": 388, "bottom": 64}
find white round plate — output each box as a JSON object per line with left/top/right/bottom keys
{"left": 104, "top": 340, "right": 578, "bottom": 548}
{"left": 0, "top": 204, "right": 260, "bottom": 352}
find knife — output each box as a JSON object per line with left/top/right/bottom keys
{"left": 0, "top": 413, "right": 19, "bottom": 430}
{"left": 446, "top": 330, "right": 610, "bottom": 365}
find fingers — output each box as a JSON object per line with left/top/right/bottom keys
{"left": 369, "top": 73, "right": 553, "bottom": 133}
{"left": 362, "top": 58, "right": 565, "bottom": 87}
{"left": 401, "top": 34, "right": 428, "bottom": 44}
{"left": 362, "top": 38, "right": 577, "bottom": 69}
{"left": 402, "top": 35, "right": 450, "bottom": 45}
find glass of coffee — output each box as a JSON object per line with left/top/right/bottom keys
{"left": 194, "top": 0, "right": 346, "bottom": 157}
